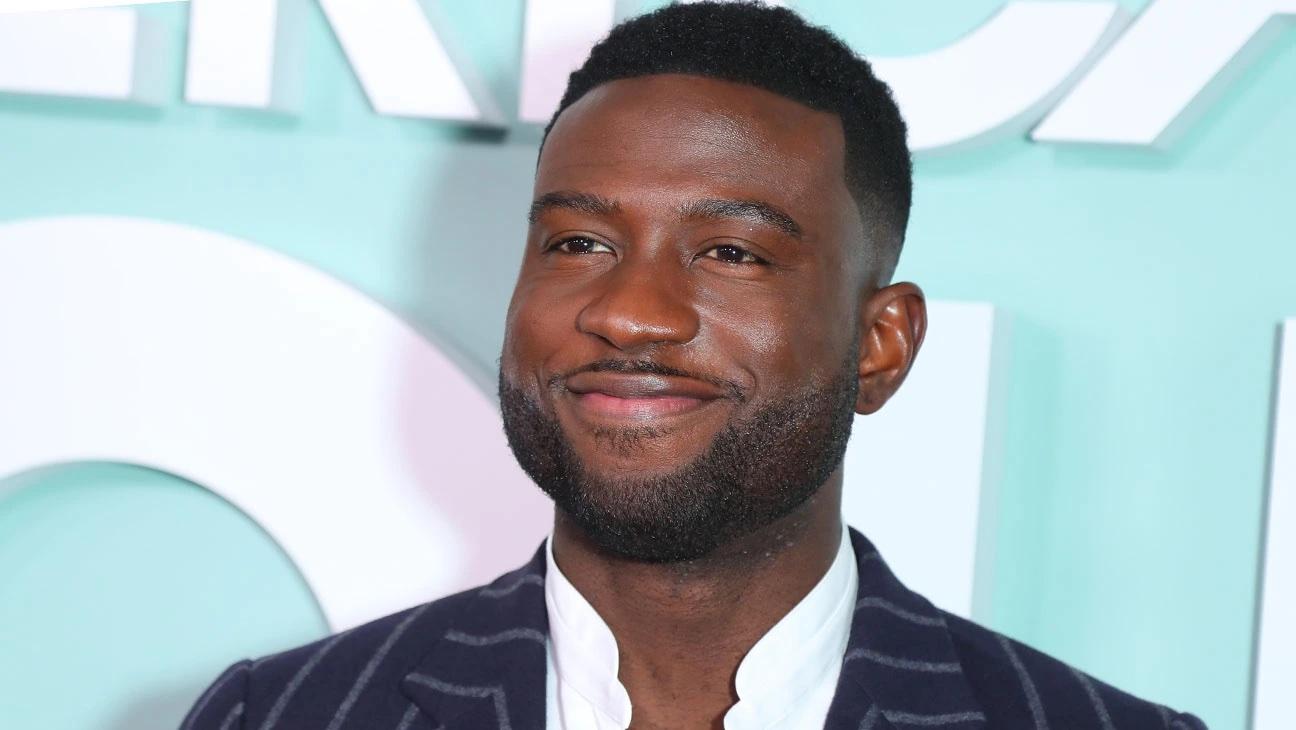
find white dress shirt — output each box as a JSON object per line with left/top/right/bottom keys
{"left": 543, "top": 530, "right": 857, "bottom": 729}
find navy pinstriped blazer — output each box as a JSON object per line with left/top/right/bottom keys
{"left": 182, "top": 529, "right": 1207, "bottom": 729}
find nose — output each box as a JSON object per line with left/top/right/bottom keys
{"left": 576, "top": 257, "right": 700, "bottom": 353}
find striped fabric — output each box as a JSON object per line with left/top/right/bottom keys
{"left": 182, "top": 529, "right": 1208, "bottom": 729}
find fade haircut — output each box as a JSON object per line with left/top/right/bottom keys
{"left": 542, "top": 0, "right": 913, "bottom": 277}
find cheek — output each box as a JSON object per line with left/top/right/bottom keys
{"left": 501, "top": 276, "right": 581, "bottom": 384}
{"left": 800, "top": 243, "right": 865, "bottom": 358}
{"left": 700, "top": 278, "right": 854, "bottom": 390}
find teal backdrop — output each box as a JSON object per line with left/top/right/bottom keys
{"left": 1, "top": 2, "right": 1293, "bottom": 729}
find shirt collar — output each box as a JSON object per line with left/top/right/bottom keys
{"left": 544, "top": 536, "right": 634, "bottom": 726}
{"left": 544, "top": 528, "right": 856, "bottom": 728}
{"left": 727, "top": 527, "right": 857, "bottom": 726}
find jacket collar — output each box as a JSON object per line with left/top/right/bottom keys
{"left": 825, "top": 528, "right": 986, "bottom": 730}
{"left": 400, "top": 529, "right": 985, "bottom": 730}
{"left": 400, "top": 545, "right": 549, "bottom": 730}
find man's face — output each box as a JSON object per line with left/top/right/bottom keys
{"left": 499, "top": 74, "right": 873, "bottom": 562}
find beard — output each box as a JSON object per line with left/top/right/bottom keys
{"left": 498, "top": 355, "right": 858, "bottom": 563}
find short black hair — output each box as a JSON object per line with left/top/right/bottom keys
{"left": 543, "top": 1, "right": 913, "bottom": 275}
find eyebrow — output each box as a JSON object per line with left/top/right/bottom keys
{"left": 526, "top": 191, "right": 804, "bottom": 240}
{"left": 679, "top": 198, "right": 804, "bottom": 239}
{"left": 527, "top": 191, "right": 620, "bottom": 224}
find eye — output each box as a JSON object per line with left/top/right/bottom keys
{"left": 548, "top": 236, "right": 614, "bottom": 255}
{"left": 702, "top": 244, "right": 765, "bottom": 265}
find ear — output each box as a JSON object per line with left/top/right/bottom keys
{"left": 855, "top": 283, "right": 926, "bottom": 415}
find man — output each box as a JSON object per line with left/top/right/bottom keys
{"left": 183, "top": 3, "right": 1206, "bottom": 729}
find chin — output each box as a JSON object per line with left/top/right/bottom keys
{"left": 582, "top": 440, "right": 711, "bottom": 475}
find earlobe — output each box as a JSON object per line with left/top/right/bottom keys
{"left": 855, "top": 283, "right": 927, "bottom": 415}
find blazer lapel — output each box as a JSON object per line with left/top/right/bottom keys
{"left": 401, "top": 545, "right": 549, "bottom": 730}
{"left": 825, "top": 529, "right": 987, "bottom": 730}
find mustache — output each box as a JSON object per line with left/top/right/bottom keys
{"left": 548, "top": 359, "right": 747, "bottom": 402}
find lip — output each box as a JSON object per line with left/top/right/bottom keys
{"left": 562, "top": 372, "right": 730, "bottom": 422}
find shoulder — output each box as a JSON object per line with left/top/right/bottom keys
{"left": 940, "top": 612, "right": 1208, "bottom": 729}
{"left": 255, "top": 585, "right": 477, "bottom": 681}
{"left": 178, "top": 585, "right": 483, "bottom": 730}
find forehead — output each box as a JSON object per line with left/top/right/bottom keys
{"left": 537, "top": 74, "right": 851, "bottom": 214}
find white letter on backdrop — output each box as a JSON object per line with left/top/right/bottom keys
{"left": 0, "top": 216, "right": 551, "bottom": 631}
{"left": 1253, "top": 319, "right": 1296, "bottom": 730}
{"left": 870, "top": 1, "right": 1129, "bottom": 153}
{"left": 0, "top": 1, "right": 181, "bottom": 11}
{"left": 1034, "top": 0, "right": 1296, "bottom": 147}
{"left": 0, "top": 8, "right": 166, "bottom": 102}
{"left": 518, "top": 0, "right": 616, "bottom": 124}
{"left": 185, "top": 0, "right": 305, "bottom": 111}
{"left": 317, "top": 0, "right": 502, "bottom": 124}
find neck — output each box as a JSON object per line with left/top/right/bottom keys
{"left": 549, "top": 471, "right": 845, "bottom": 729}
